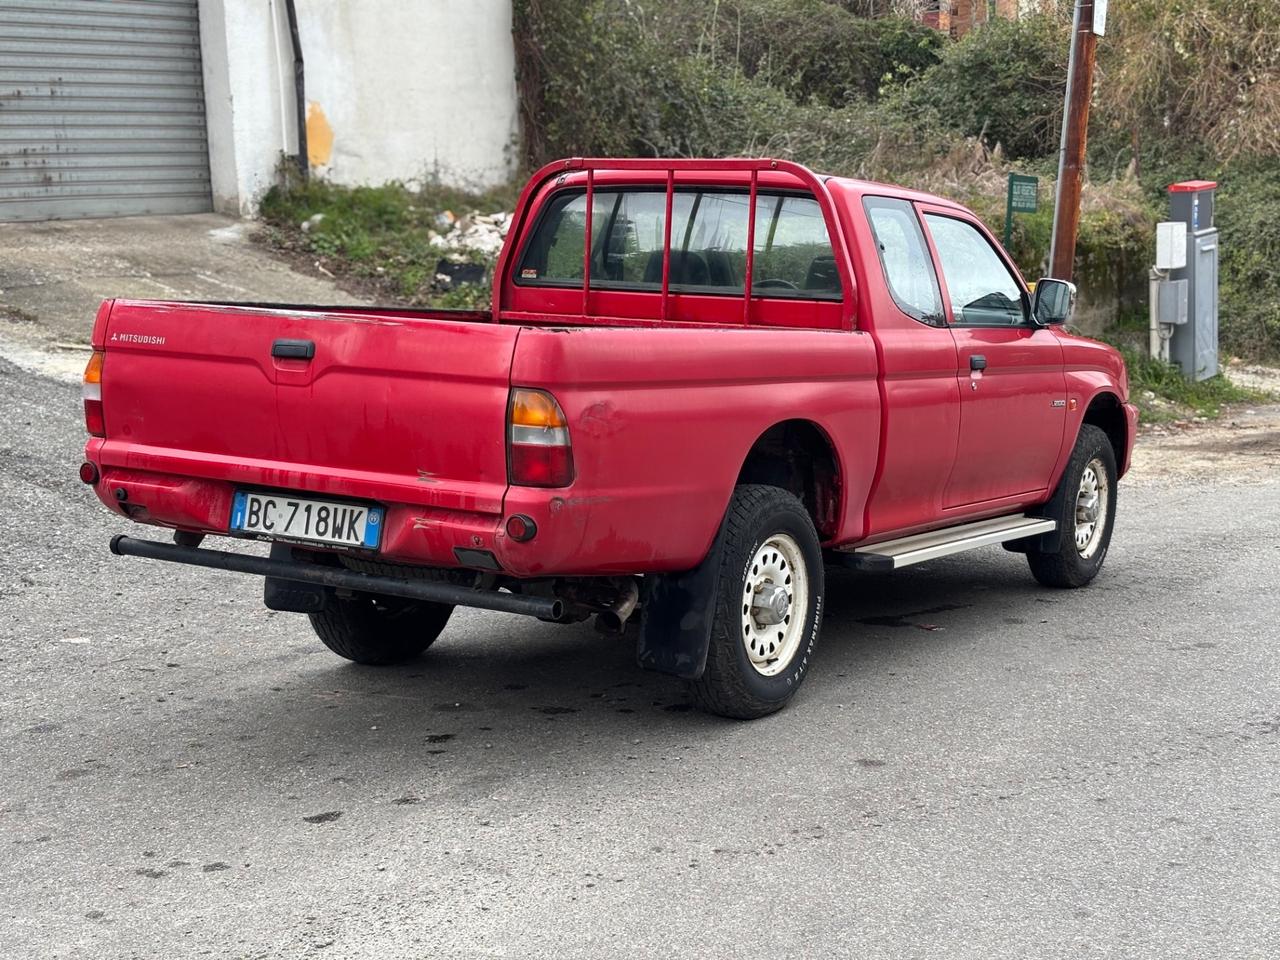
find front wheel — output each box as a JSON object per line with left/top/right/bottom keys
{"left": 1027, "top": 424, "right": 1118, "bottom": 589}
{"left": 689, "top": 485, "right": 824, "bottom": 720}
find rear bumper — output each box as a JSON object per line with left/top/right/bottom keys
{"left": 85, "top": 460, "right": 719, "bottom": 578}
{"left": 88, "top": 464, "right": 511, "bottom": 570}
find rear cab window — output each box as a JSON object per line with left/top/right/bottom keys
{"left": 513, "top": 186, "right": 843, "bottom": 326}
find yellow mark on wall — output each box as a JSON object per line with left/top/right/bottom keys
{"left": 306, "top": 101, "right": 334, "bottom": 168}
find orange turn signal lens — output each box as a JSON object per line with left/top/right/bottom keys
{"left": 83, "top": 350, "right": 105, "bottom": 385}
{"left": 82, "top": 350, "right": 106, "bottom": 437}
{"left": 510, "top": 388, "right": 567, "bottom": 429}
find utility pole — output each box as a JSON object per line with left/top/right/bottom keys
{"left": 1048, "top": 0, "right": 1101, "bottom": 281}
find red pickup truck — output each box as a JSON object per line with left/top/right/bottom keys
{"left": 81, "top": 158, "right": 1136, "bottom": 719}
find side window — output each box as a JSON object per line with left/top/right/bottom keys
{"left": 666, "top": 191, "right": 751, "bottom": 294}
{"left": 515, "top": 190, "right": 596, "bottom": 284}
{"left": 752, "top": 195, "right": 842, "bottom": 299}
{"left": 516, "top": 188, "right": 841, "bottom": 301}
{"left": 923, "top": 214, "right": 1027, "bottom": 325}
{"left": 863, "top": 197, "right": 944, "bottom": 325}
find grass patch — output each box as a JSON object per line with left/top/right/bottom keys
{"left": 258, "top": 176, "right": 518, "bottom": 309}
{"left": 1120, "top": 347, "right": 1271, "bottom": 423}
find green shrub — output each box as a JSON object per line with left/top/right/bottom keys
{"left": 259, "top": 175, "right": 516, "bottom": 309}
{"left": 512, "top": 0, "right": 947, "bottom": 169}
{"left": 1116, "top": 347, "right": 1270, "bottom": 422}
{"left": 894, "top": 16, "right": 1068, "bottom": 159}
{"left": 1216, "top": 163, "right": 1280, "bottom": 359}
{"left": 725, "top": 1, "right": 945, "bottom": 105}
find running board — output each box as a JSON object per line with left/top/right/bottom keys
{"left": 839, "top": 514, "right": 1056, "bottom": 571}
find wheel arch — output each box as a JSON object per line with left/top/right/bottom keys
{"left": 1081, "top": 390, "right": 1128, "bottom": 476}
{"left": 735, "top": 419, "right": 842, "bottom": 540}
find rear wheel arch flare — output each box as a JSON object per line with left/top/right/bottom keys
{"left": 736, "top": 419, "right": 842, "bottom": 539}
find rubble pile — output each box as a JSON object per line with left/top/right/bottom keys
{"left": 428, "top": 210, "right": 511, "bottom": 258}
{"left": 425, "top": 210, "right": 511, "bottom": 290}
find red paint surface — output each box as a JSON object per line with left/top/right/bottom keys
{"left": 83, "top": 159, "right": 1134, "bottom": 578}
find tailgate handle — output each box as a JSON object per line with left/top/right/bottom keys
{"left": 969, "top": 354, "right": 987, "bottom": 372}
{"left": 272, "top": 338, "right": 315, "bottom": 360}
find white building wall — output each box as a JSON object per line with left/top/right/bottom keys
{"left": 199, "top": 0, "right": 519, "bottom": 216}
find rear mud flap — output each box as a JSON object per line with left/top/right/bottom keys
{"left": 636, "top": 531, "right": 725, "bottom": 681}
{"left": 263, "top": 543, "right": 329, "bottom": 613}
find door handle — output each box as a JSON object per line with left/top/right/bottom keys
{"left": 969, "top": 354, "right": 987, "bottom": 372}
{"left": 271, "top": 338, "right": 315, "bottom": 360}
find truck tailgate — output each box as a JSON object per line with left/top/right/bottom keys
{"left": 96, "top": 300, "right": 519, "bottom": 516}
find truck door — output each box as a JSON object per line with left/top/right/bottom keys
{"left": 858, "top": 196, "right": 962, "bottom": 537}
{"left": 918, "top": 208, "right": 1066, "bottom": 508}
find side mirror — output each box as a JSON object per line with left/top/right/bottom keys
{"left": 1031, "top": 278, "right": 1077, "bottom": 326}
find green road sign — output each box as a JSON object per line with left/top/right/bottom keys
{"left": 1004, "top": 173, "right": 1039, "bottom": 249}
{"left": 1009, "top": 174, "right": 1039, "bottom": 214}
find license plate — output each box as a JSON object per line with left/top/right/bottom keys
{"left": 230, "top": 491, "right": 383, "bottom": 549}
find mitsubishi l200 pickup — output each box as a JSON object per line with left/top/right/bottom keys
{"left": 81, "top": 158, "right": 1137, "bottom": 719}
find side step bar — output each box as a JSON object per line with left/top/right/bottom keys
{"left": 109, "top": 535, "right": 564, "bottom": 620}
{"left": 839, "top": 514, "right": 1056, "bottom": 571}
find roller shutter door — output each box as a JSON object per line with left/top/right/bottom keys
{"left": 0, "top": 0, "right": 212, "bottom": 221}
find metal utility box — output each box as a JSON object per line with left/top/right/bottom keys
{"left": 1155, "top": 222, "right": 1187, "bottom": 271}
{"left": 1157, "top": 279, "right": 1188, "bottom": 326}
{"left": 1166, "top": 181, "right": 1219, "bottom": 380}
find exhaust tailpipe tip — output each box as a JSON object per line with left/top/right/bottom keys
{"left": 595, "top": 578, "right": 641, "bottom": 635}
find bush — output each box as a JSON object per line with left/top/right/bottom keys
{"left": 1216, "top": 163, "right": 1280, "bottom": 359}
{"left": 1100, "top": 0, "right": 1280, "bottom": 163}
{"left": 894, "top": 15, "right": 1068, "bottom": 159}
{"left": 512, "top": 0, "right": 947, "bottom": 169}
{"left": 724, "top": 1, "right": 945, "bottom": 105}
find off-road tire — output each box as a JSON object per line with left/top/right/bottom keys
{"left": 1027, "top": 424, "right": 1118, "bottom": 589}
{"left": 309, "top": 591, "right": 452, "bottom": 666}
{"left": 689, "top": 485, "right": 824, "bottom": 720}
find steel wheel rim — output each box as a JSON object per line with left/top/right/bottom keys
{"left": 1074, "top": 457, "right": 1109, "bottom": 559}
{"left": 740, "top": 533, "right": 807, "bottom": 677}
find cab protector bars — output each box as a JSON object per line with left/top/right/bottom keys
{"left": 108, "top": 535, "right": 564, "bottom": 620}
{"left": 495, "top": 156, "right": 859, "bottom": 329}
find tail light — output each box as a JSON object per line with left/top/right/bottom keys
{"left": 83, "top": 350, "right": 105, "bottom": 437}
{"left": 507, "top": 387, "right": 574, "bottom": 487}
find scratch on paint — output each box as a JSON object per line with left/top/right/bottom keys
{"left": 417, "top": 470, "right": 439, "bottom": 484}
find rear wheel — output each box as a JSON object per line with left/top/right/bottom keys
{"left": 1027, "top": 424, "right": 1118, "bottom": 588}
{"left": 309, "top": 593, "right": 452, "bottom": 665}
{"left": 689, "top": 485, "right": 824, "bottom": 720}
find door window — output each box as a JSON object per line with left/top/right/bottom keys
{"left": 863, "top": 197, "right": 944, "bottom": 325}
{"left": 923, "top": 214, "right": 1026, "bottom": 326}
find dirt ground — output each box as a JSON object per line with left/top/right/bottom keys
{"left": 1130, "top": 400, "right": 1280, "bottom": 487}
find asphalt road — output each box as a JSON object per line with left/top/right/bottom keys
{"left": 1, "top": 354, "right": 1277, "bottom": 960}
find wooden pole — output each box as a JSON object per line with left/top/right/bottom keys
{"left": 1048, "top": 0, "right": 1097, "bottom": 281}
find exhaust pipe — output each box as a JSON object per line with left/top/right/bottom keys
{"left": 595, "top": 577, "right": 640, "bottom": 634}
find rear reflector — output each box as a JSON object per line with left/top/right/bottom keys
{"left": 505, "top": 514, "right": 537, "bottom": 542}
{"left": 79, "top": 462, "right": 99, "bottom": 485}
{"left": 507, "top": 387, "right": 574, "bottom": 487}
{"left": 82, "top": 350, "right": 105, "bottom": 437}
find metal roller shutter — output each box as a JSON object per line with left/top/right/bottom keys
{"left": 0, "top": 0, "right": 212, "bottom": 221}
